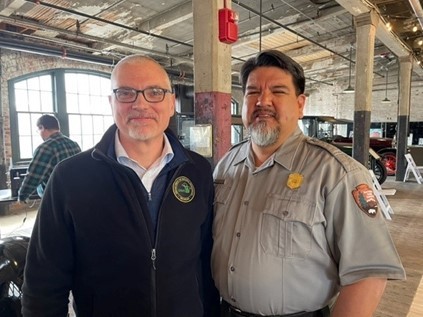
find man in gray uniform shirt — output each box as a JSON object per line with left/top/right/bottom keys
{"left": 212, "top": 50, "right": 405, "bottom": 317}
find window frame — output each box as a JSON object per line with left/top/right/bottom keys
{"left": 9, "top": 69, "right": 111, "bottom": 164}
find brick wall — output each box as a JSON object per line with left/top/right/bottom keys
{"left": 0, "top": 49, "right": 112, "bottom": 213}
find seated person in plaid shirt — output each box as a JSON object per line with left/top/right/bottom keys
{"left": 18, "top": 114, "right": 81, "bottom": 202}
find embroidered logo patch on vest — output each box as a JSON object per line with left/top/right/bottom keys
{"left": 352, "top": 184, "right": 378, "bottom": 217}
{"left": 173, "top": 176, "right": 195, "bottom": 203}
{"left": 287, "top": 173, "right": 303, "bottom": 190}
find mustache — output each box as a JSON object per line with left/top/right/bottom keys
{"left": 251, "top": 109, "right": 277, "bottom": 119}
{"left": 127, "top": 111, "right": 158, "bottom": 121}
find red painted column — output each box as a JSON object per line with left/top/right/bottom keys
{"left": 192, "top": 0, "right": 233, "bottom": 166}
{"left": 195, "top": 91, "right": 232, "bottom": 166}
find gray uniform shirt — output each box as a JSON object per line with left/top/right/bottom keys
{"left": 212, "top": 127, "right": 405, "bottom": 315}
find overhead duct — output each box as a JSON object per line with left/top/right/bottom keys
{"left": 0, "top": 37, "right": 116, "bottom": 66}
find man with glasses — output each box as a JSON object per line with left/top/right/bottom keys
{"left": 18, "top": 114, "right": 81, "bottom": 202}
{"left": 22, "top": 55, "right": 220, "bottom": 317}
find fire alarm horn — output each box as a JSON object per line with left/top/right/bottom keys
{"left": 218, "top": 0, "right": 238, "bottom": 44}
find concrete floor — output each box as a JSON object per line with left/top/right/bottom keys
{"left": 0, "top": 176, "right": 422, "bottom": 316}
{"left": 0, "top": 205, "right": 38, "bottom": 239}
{"left": 374, "top": 177, "right": 423, "bottom": 317}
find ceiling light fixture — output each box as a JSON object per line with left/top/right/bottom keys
{"left": 343, "top": 46, "right": 354, "bottom": 94}
{"left": 382, "top": 68, "right": 391, "bottom": 103}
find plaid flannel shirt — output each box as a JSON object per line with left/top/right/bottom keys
{"left": 18, "top": 132, "right": 81, "bottom": 201}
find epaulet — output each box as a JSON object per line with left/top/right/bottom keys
{"left": 305, "top": 137, "right": 358, "bottom": 172}
{"left": 229, "top": 138, "right": 249, "bottom": 151}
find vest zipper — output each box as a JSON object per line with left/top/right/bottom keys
{"left": 151, "top": 248, "right": 157, "bottom": 270}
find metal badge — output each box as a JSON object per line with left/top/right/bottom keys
{"left": 287, "top": 172, "right": 303, "bottom": 190}
{"left": 172, "top": 176, "right": 195, "bottom": 203}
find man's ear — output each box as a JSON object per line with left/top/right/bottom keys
{"left": 297, "top": 94, "right": 306, "bottom": 117}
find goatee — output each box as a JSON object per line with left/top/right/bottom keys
{"left": 249, "top": 121, "right": 280, "bottom": 147}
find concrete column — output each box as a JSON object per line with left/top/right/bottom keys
{"left": 396, "top": 55, "right": 413, "bottom": 181}
{"left": 192, "top": 0, "right": 232, "bottom": 166}
{"left": 353, "top": 11, "right": 378, "bottom": 166}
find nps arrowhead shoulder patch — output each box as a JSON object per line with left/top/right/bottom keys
{"left": 352, "top": 184, "right": 378, "bottom": 217}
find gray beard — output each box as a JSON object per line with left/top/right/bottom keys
{"left": 126, "top": 119, "right": 156, "bottom": 141}
{"left": 249, "top": 121, "right": 280, "bottom": 147}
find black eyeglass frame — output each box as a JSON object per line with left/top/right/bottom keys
{"left": 112, "top": 87, "right": 174, "bottom": 103}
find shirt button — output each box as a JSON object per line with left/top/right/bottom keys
{"left": 236, "top": 232, "right": 241, "bottom": 237}
{"left": 243, "top": 201, "right": 249, "bottom": 206}
{"left": 282, "top": 210, "right": 289, "bottom": 217}
{"left": 230, "top": 266, "right": 235, "bottom": 272}
{"left": 231, "top": 297, "right": 236, "bottom": 302}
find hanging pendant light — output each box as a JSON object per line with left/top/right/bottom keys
{"left": 382, "top": 68, "right": 391, "bottom": 103}
{"left": 343, "top": 46, "right": 354, "bottom": 93}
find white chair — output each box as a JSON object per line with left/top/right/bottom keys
{"left": 403, "top": 153, "right": 423, "bottom": 184}
{"left": 369, "top": 170, "right": 393, "bottom": 220}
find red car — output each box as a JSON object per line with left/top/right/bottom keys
{"left": 300, "top": 116, "right": 397, "bottom": 176}
{"left": 331, "top": 136, "right": 397, "bottom": 175}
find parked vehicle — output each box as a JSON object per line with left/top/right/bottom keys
{"left": 300, "top": 116, "right": 389, "bottom": 184}
{"left": 330, "top": 135, "right": 396, "bottom": 176}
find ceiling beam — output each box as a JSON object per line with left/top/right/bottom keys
{"left": 0, "top": 14, "right": 193, "bottom": 65}
{"left": 409, "top": 0, "right": 423, "bottom": 30}
{"left": 95, "top": 1, "right": 193, "bottom": 56}
{"left": 336, "top": 0, "right": 423, "bottom": 76}
{"left": 138, "top": 1, "right": 192, "bottom": 32}
{"left": 234, "top": 5, "right": 347, "bottom": 47}
{"left": 0, "top": 0, "right": 26, "bottom": 16}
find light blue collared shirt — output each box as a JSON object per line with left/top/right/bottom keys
{"left": 114, "top": 131, "right": 174, "bottom": 192}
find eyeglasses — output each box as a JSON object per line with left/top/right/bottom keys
{"left": 112, "top": 87, "right": 173, "bottom": 103}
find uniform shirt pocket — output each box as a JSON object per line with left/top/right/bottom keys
{"left": 213, "top": 179, "right": 233, "bottom": 235}
{"left": 214, "top": 179, "right": 232, "bottom": 205}
{"left": 260, "top": 194, "right": 318, "bottom": 259}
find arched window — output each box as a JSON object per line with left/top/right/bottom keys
{"left": 9, "top": 70, "right": 113, "bottom": 163}
{"left": 64, "top": 72, "right": 113, "bottom": 150}
{"left": 11, "top": 73, "right": 54, "bottom": 159}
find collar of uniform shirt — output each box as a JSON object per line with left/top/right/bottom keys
{"left": 236, "top": 128, "right": 303, "bottom": 172}
{"left": 114, "top": 130, "right": 174, "bottom": 192}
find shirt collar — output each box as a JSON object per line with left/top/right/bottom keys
{"left": 47, "top": 131, "right": 62, "bottom": 140}
{"left": 272, "top": 127, "right": 305, "bottom": 171}
{"left": 233, "top": 127, "right": 305, "bottom": 172}
{"left": 114, "top": 130, "right": 174, "bottom": 168}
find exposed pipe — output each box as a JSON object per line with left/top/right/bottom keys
{"left": 24, "top": 0, "right": 193, "bottom": 49}
{"left": 234, "top": 2, "right": 384, "bottom": 78}
{"left": 259, "top": 0, "right": 262, "bottom": 51}
{"left": 234, "top": 1, "right": 351, "bottom": 62}
{"left": 0, "top": 14, "right": 193, "bottom": 65}
{"left": 0, "top": 37, "right": 197, "bottom": 84}
{"left": 0, "top": 37, "right": 117, "bottom": 66}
